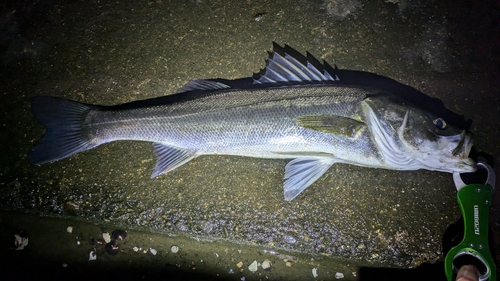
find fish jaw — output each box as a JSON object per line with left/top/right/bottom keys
{"left": 430, "top": 132, "right": 476, "bottom": 173}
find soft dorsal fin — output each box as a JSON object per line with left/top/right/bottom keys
{"left": 176, "top": 79, "right": 231, "bottom": 94}
{"left": 253, "top": 48, "right": 340, "bottom": 84}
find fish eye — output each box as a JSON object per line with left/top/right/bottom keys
{"left": 433, "top": 118, "right": 446, "bottom": 130}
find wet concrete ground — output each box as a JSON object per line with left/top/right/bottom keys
{"left": 1, "top": 0, "right": 499, "bottom": 280}
{"left": 1, "top": 211, "right": 361, "bottom": 280}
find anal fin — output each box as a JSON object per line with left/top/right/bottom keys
{"left": 283, "top": 157, "right": 336, "bottom": 201}
{"left": 151, "top": 143, "right": 197, "bottom": 178}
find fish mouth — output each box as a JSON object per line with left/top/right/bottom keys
{"left": 449, "top": 130, "right": 476, "bottom": 172}
{"left": 463, "top": 133, "right": 476, "bottom": 167}
{"left": 452, "top": 131, "right": 473, "bottom": 159}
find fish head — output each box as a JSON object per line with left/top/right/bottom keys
{"left": 362, "top": 95, "right": 476, "bottom": 173}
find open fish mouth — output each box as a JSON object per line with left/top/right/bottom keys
{"left": 438, "top": 130, "right": 474, "bottom": 165}
{"left": 452, "top": 130, "right": 473, "bottom": 158}
{"left": 452, "top": 131, "right": 477, "bottom": 172}
{"left": 454, "top": 131, "right": 476, "bottom": 169}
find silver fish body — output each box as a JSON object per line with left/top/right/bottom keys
{"left": 88, "top": 85, "right": 374, "bottom": 164}
{"left": 30, "top": 47, "right": 476, "bottom": 200}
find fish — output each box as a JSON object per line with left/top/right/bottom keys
{"left": 29, "top": 44, "right": 476, "bottom": 200}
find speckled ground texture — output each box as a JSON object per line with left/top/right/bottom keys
{"left": 0, "top": 0, "right": 499, "bottom": 280}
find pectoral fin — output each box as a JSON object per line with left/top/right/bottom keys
{"left": 151, "top": 143, "right": 197, "bottom": 178}
{"left": 295, "top": 115, "right": 367, "bottom": 138}
{"left": 283, "top": 157, "right": 337, "bottom": 201}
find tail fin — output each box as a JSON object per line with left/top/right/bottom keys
{"left": 29, "top": 96, "right": 100, "bottom": 164}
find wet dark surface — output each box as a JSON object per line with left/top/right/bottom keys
{"left": 1, "top": 0, "right": 499, "bottom": 280}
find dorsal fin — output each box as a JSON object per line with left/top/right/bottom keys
{"left": 253, "top": 44, "right": 340, "bottom": 85}
{"left": 176, "top": 79, "right": 231, "bottom": 94}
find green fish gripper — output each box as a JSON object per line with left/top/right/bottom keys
{"left": 445, "top": 183, "right": 496, "bottom": 281}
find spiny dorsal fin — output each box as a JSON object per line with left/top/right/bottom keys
{"left": 253, "top": 45, "right": 340, "bottom": 84}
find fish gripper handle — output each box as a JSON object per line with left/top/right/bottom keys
{"left": 445, "top": 183, "right": 496, "bottom": 281}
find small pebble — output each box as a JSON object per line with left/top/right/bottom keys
{"left": 335, "top": 272, "right": 344, "bottom": 279}
{"left": 89, "top": 251, "right": 97, "bottom": 261}
{"left": 248, "top": 260, "right": 258, "bottom": 272}
{"left": 236, "top": 261, "right": 243, "bottom": 268}
{"left": 66, "top": 226, "right": 73, "bottom": 233}
{"left": 102, "top": 232, "right": 111, "bottom": 243}
{"left": 252, "top": 12, "right": 267, "bottom": 21}
{"left": 312, "top": 268, "right": 318, "bottom": 277}
{"left": 133, "top": 246, "right": 139, "bottom": 252}
{"left": 150, "top": 248, "right": 157, "bottom": 255}
{"left": 285, "top": 261, "right": 293, "bottom": 267}
{"left": 171, "top": 245, "right": 179, "bottom": 253}
{"left": 14, "top": 234, "right": 28, "bottom": 250}
{"left": 261, "top": 259, "right": 271, "bottom": 270}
